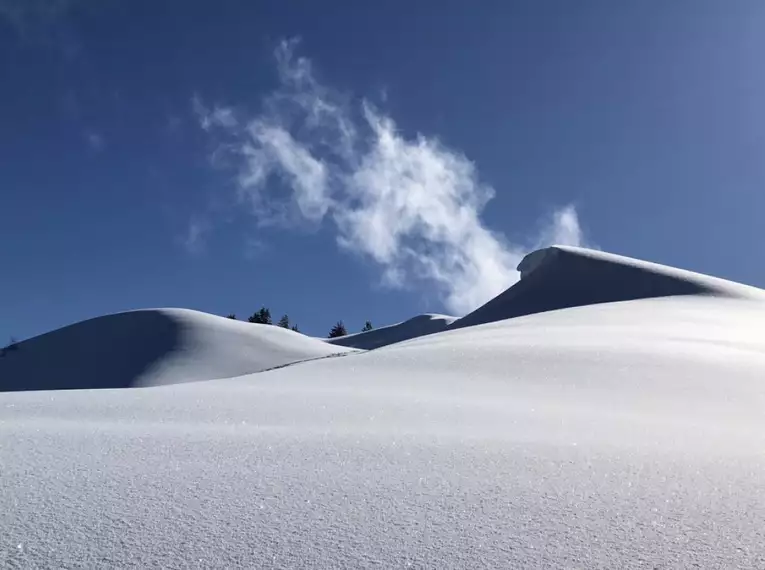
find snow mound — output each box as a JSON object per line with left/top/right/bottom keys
{"left": 5, "top": 295, "right": 765, "bottom": 567}
{"left": 0, "top": 309, "right": 353, "bottom": 392}
{"left": 450, "top": 244, "right": 765, "bottom": 329}
{"left": 326, "top": 313, "right": 457, "bottom": 350}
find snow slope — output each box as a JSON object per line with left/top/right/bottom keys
{"left": 0, "top": 308, "right": 353, "bottom": 392}
{"left": 450, "top": 245, "right": 765, "bottom": 329}
{"left": 326, "top": 313, "right": 457, "bottom": 350}
{"left": 4, "top": 250, "right": 765, "bottom": 567}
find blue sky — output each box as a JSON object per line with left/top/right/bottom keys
{"left": 2, "top": 1, "right": 765, "bottom": 340}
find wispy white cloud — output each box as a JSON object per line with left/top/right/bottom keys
{"left": 196, "top": 39, "right": 589, "bottom": 314}
{"left": 534, "top": 204, "right": 588, "bottom": 250}
{"left": 181, "top": 218, "right": 209, "bottom": 255}
{"left": 193, "top": 95, "right": 238, "bottom": 132}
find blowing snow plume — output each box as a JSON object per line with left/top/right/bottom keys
{"left": 196, "top": 39, "right": 586, "bottom": 314}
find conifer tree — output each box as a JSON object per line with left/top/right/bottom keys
{"left": 328, "top": 321, "right": 347, "bottom": 338}
{"left": 248, "top": 307, "right": 272, "bottom": 325}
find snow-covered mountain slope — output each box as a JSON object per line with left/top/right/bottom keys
{"left": 0, "top": 308, "right": 353, "bottom": 392}
{"left": 326, "top": 313, "right": 457, "bottom": 350}
{"left": 4, "top": 293, "right": 765, "bottom": 567}
{"left": 450, "top": 245, "right": 765, "bottom": 329}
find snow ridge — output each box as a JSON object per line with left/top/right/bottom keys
{"left": 0, "top": 308, "right": 352, "bottom": 392}
{"left": 326, "top": 313, "right": 457, "bottom": 350}
{"left": 450, "top": 245, "right": 765, "bottom": 329}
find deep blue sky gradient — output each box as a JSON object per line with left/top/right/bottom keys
{"left": 2, "top": 0, "right": 765, "bottom": 339}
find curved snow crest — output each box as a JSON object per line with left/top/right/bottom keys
{"left": 326, "top": 313, "right": 457, "bottom": 350}
{"left": 0, "top": 309, "right": 353, "bottom": 392}
{"left": 451, "top": 245, "right": 765, "bottom": 329}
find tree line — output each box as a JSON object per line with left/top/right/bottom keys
{"left": 226, "top": 308, "right": 374, "bottom": 339}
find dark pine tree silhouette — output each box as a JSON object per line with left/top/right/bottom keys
{"left": 248, "top": 307, "right": 272, "bottom": 325}
{"left": 277, "top": 314, "right": 290, "bottom": 329}
{"left": 361, "top": 321, "right": 373, "bottom": 332}
{"left": 328, "top": 321, "right": 347, "bottom": 338}
{"left": 291, "top": 324, "right": 300, "bottom": 333}
{"left": 226, "top": 314, "right": 237, "bottom": 320}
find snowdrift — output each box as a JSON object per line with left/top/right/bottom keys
{"left": 5, "top": 294, "right": 765, "bottom": 567}
{"left": 0, "top": 309, "right": 352, "bottom": 392}
{"left": 450, "top": 244, "right": 765, "bottom": 329}
{"left": 326, "top": 313, "right": 457, "bottom": 350}
{"left": 5, "top": 248, "right": 765, "bottom": 566}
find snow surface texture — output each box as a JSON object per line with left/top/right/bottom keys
{"left": 450, "top": 244, "right": 765, "bottom": 329}
{"left": 0, "top": 309, "right": 353, "bottom": 391}
{"left": 326, "top": 313, "right": 457, "bottom": 350}
{"left": 4, "top": 247, "right": 765, "bottom": 568}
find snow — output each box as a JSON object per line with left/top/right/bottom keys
{"left": 326, "top": 313, "right": 457, "bottom": 349}
{"left": 451, "top": 244, "right": 765, "bottom": 330}
{"left": 3, "top": 248, "right": 765, "bottom": 567}
{"left": 0, "top": 308, "right": 353, "bottom": 391}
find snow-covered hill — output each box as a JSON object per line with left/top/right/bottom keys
{"left": 450, "top": 245, "right": 765, "bottom": 329}
{"left": 3, "top": 248, "right": 765, "bottom": 567}
{"left": 326, "top": 313, "right": 457, "bottom": 350}
{"left": 0, "top": 308, "right": 353, "bottom": 392}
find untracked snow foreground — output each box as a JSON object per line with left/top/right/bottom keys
{"left": 4, "top": 246, "right": 765, "bottom": 568}
{"left": 4, "top": 293, "right": 765, "bottom": 567}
